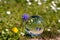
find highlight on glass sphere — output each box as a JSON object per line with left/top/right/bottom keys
{"left": 25, "top": 15, "right": 44, "bottom": 36}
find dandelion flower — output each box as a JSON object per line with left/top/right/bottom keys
{"left": 11, "top": 27, "right": 18, "bottom": 33}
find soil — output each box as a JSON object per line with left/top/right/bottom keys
{"left": 20, "top": 34, "right": 60, "bottom": 40}
{"left": 27, "top": 36, "right": 60, "bottom": 40}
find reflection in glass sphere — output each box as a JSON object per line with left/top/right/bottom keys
{"left": 25, "top": 15, "right": 44, "bottom": 36}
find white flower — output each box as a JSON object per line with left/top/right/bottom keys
{"left": 28, "top": 2, "right": 32, "bottom": 5}
{"left": 50, "top": 4, "right": 57, "bottom": 12}
{"left": 58, "top": 20, "right": 60, "bottom": 23}
{"left": 38, "top": 2, "right": 42, "bottom": 5}
{"left": 21, "top": 32, "right": 25, "bottom": 36}
{"left": 57, "top": 7, "right": 60, "bottom": 10}
{"left": 57, "top": 30, "right": 60, "bottom": 33}
{"left": 26, "top": 0, "right": 30, "bottom": 2}
{"left": 35, "top": 0, "right": 38, "bottom": 2}
{"left": 47, "top": 29, "right": 50, "bottom": 31}
{"left": 2, "top": 31, "right": 5, "bottom": 34}
{"left": 5, "top": 29, "right": 9, "bottom": 32}
{"left": 52, "top": 1, "right": 56, "bottom": 7}
{"left": 6, "top": 11, "right": 11, "bottom": 15}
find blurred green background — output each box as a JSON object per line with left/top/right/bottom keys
{"left": 0, "top": 0, "right": 60, "bottom": 40}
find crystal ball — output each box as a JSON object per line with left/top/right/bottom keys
{"left": 25, "top": 16, "right": 44, "bottom": 36}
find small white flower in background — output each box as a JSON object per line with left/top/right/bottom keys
{"left": 21, "top": 32, "right": 25, "bottom": 36}
{"left": 6, "top": 11, "right": 11, "bottom": 15}
{"left": 35, "top": 0, "right": 38, "bottom": 2}
{"left": 2, "top": 31, "right": 5, "bottom": 34}
{"left": 28, "top": 2, "right": 32, "bottom": 5}
{"left": 26, "top": 0, "right": 30, "bottom": 2}
{"left": 58, "top": 20, "right": 60, "bottom": 23}
{"left": 57, "top": 7, "right": 60, "bottom": 10}
{"left": 50, "top": 4, "right": 57, "bottom": 12}
{"left": 52, "top": 1, "right": 56, "bottom": 7}
{"left": 5, "top": 29, "right": 9, "bottom": 32}
{"left": 57, "top": 30, "right": 60, "bottom": 33}
{"left": 47, "top": 28, "right": 50, "bottom": 31}
{"left": 38, "top": 2, "right": 42, "bottom": 5}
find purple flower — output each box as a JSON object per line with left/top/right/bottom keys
{"left": 22, "top": 14, "right": 29, "bottom": 21}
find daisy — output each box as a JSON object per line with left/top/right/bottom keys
{"left": 6, "top": 11, "right": 11, "bottom": 15}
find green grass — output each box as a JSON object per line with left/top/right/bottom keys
{"left": 0, "top": 0, "right": 60, "bottom": 40}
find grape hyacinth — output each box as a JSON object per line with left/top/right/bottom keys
{"left": 22, "top": 14, "right": 29, "bottom": 21}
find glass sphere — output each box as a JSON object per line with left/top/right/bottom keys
{"left": 25, "top": 16, "right": 44, "bottom": 36}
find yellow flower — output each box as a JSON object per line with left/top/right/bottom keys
{"left": 11, "top": 27, "right": 18, "bottom": 33}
